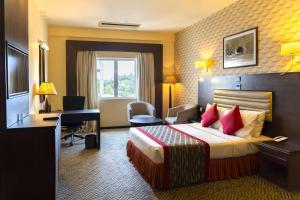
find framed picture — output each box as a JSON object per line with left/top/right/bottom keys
{"left": 223, "top": 27, "right": 258, "bottom": 69}
{"left": 39, "top": 44, "right": 46, "bottom": 102}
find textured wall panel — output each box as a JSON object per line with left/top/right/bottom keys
{"left": 174, "top": 0, "right": 300, "bottom": 105}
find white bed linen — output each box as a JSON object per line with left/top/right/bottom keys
{"left": 129, "top": 123, "right": 272, "bottom": 164}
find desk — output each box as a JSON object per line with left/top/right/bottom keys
{"left": 61, "top": 109, "right": 101, "bottom": 149}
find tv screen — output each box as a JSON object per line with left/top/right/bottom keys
{"left": 6, "top": 44, "right": 29, "bottom": 97}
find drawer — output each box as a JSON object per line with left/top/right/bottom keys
{"left": 260, "top": 151, "right": 288, "bottom": 166}
{"left": 259, "top": 145, "right": 289, "bottom": 160}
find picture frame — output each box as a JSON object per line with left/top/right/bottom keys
{"left": 223, "top": 27, "right": 258, "bottom": 69}
{"left": 39, "top": 44, "right": 46, "bottom": 102}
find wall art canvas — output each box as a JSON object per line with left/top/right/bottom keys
{"left": 223, "top": 28, "right": 257, "bottom": 68}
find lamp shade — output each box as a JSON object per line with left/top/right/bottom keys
{"left": 164, "top": 75, "right": 178, "bottom": 84}
{"left": 38, "top": 82, "right": 57, "bottom": 95}
{"left": 281, "top": 42, "right": 300, "bottom": 55}
{"left": 195, "top": 59, "right": 214, "bottom": 69}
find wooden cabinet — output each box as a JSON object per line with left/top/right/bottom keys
{"left": 4, "top": 0, "right": 28, "bottom": 52}
{"left": 0, "top": 0, "right": 29, "bottom": 130}
{"left": 259, "top": 141, "right": 300, "bottom": 190}
{"left": 0, "top": 113, "right": 61, "bottom": 200}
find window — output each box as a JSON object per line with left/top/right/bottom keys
{"left": 97, "top": 58, "right": 137, "bottom": 98}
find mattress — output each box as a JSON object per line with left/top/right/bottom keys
{"left": 129, "top": 123, "right": 272, "bottom": 164}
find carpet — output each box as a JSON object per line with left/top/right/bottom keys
{"left": 58, "top": 128, "right": 300, "bottom": 200}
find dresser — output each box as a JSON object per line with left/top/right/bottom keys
{"left": 0, "top": 113, "right": 61, "bottom": 200}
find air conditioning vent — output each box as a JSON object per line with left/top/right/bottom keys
{"left": 98, "top": 21, "right": 141, "bottom": 29}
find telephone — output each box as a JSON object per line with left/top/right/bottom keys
{"left": 273, "top": 136, "right": 288, "bottom": 142}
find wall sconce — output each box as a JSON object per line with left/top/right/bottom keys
{"left": 195, "top": 58, "right": 214, "bottom": 72}
{"left": 38, "top": 40, "right": 49, "bottom": 51}
{"left": 280, "top": 42, "right": 300, "bottom": 75}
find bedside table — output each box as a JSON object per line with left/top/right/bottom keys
{"left": 258, "top": 140, "right": 300, "bottom": 190}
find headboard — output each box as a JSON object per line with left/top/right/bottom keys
{"left": 213, "top": 89, "right": 272, "bottom": 121}
{"left": 198, "top": 73, "right": 300, "bottom": 139}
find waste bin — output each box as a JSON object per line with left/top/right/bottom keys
{"left": 85, "top": 134, "right": 97, "bottom": 149}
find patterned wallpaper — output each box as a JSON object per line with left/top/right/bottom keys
{"left": 174, "top": 0, "right": 300, "bottom": 105}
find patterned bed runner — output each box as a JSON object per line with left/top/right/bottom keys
{"left": 136, "top": 125, "right": 210, "bottom": 188}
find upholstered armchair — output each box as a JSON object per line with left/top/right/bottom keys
{"left": 127, "top": 101, "right": 156, "bottom": 120}
{"left": 165, "top": 104, "right": 198, "bottom": 125}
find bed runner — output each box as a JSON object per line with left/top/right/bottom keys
{"left": 136, "top": 125, "right": 210, "bottom": 188}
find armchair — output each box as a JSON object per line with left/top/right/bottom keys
{"left": 165, "top": 104, "right": 198, "bottom": 124}
{"left": 127, "top": 101, "right": 156, "bottom": 120}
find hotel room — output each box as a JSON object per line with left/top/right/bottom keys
{"left": 0, "top": 0, "right": 300, "bottom": 199}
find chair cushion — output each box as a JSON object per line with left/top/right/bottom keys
{"left": 132, "top": 115, "right": 153, "bottom": 119}
{"left": 165, "top": 117, "right": 177, "bottom": 125}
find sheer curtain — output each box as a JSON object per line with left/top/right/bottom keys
{"left": 137, "top": 53, "right": 155, "bottom": 105}
{"left": 76, "top": 51, "right": 98, "bottom": 132}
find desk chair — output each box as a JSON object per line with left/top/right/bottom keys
{"left": 61, "top": 96, "right": 85, "bottom": 146}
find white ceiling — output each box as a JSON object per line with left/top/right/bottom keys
{"left": 35, "top": 0, "right": 238, "bottom": 32}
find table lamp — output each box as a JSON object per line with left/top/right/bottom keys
{"left": 38, "top": 82, "right": 57, "bottom": 113}
{"left": 164, "top": 75, "right": 178, "bottom": 108}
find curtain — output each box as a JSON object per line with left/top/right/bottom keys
{"left": 76, "top": 51, "right": 98, "bottom": 132}
{"left": 137, "top": 53, "right": 155, "bottom": 106}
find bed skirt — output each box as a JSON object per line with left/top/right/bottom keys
{"left": 126, "top": 140, "right": 258, "bottom": 189}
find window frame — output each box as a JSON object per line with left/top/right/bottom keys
{"left": 96, "top": 57, "right": 137, "bottom": 99}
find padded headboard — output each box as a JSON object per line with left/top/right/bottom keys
{"left": 213, "top": 89, "right": 273, "bottom": 121}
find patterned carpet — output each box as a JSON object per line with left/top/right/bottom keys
{"left": 58, "top": 128, "right": 300, "bottom": 200}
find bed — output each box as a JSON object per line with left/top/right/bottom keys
{"left": 127, "top": 90, "right": 273, "bottom": 189}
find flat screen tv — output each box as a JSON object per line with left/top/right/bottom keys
{"left": 6, "top": 43, "right": 29, "bottom": 98}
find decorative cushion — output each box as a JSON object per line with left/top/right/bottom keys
{"left": 201, "top": 104, "right": 219, "bottom": 127}
{"left": 206, "top": 103, "right": 229, "bottom": 129}
{"left": 220, "top": 106, "right": 244, "bottom": 135}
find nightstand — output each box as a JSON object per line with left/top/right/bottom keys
{"left": 258, "top": 140, "right": 300, "bottom": 190}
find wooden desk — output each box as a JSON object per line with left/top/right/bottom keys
{"left": 61, "top": 109, "right": 101, "bottom": 149}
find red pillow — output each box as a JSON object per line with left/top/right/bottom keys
{"left": 220, "top": 106, "right": 244, "bottom": 135}
{"left": 201, "top": 104, "right": 219, "bottom": 127}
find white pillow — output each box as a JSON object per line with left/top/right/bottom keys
{"left": 205, "top": 103, "right": 228, "bottom": 129}
{"left": 235, "top": 111, "right": 259, "bottom": 139}
{"left": 240, "top": 110, "right": 265, "bottom": 137}
{"left": 219, "top": 109, "right": 259, "bottom": 139}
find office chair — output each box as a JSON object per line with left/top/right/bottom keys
{"left": 61, "top": 96, "right": 85, "bottom": 146}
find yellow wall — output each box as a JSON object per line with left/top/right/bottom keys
{"left": 175, "top": 0, "right": 300, "bottom": 105}
{"left": 48, "top": 26, "right": 175, "bottom": 126}
{"left": 28, "top": 0, "right": 48, "bottom": 114}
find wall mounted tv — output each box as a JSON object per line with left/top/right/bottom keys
{"left": 6, "top": 43, "right": 29, "bottom": 98}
